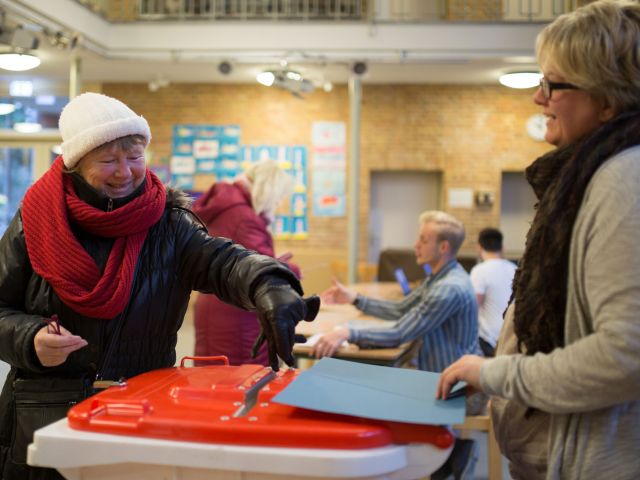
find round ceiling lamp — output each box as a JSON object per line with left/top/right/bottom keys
{"left": 0, "top": 103, "right": 16, "bottom": 115}
{"left": 13, "top": 122, "right": 42, "bottom": 133}
{"left": 0, "top": 53, "right": 41, "bottom": 71}
{"left": 256, "top": 71, "right": 275, "bottom": 87}
{"left": 499, "top": 71, "right": 542, "bottom": 89}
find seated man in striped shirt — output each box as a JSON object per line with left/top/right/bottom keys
{"left": 312, "top": 210, "right": 481, "bottom": 373}
{"left": 312, "top": 210, "right": 484, "bottom": 480}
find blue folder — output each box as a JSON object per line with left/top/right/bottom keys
{"left": 273, "top": 358, "right": 466, "bottom": 425}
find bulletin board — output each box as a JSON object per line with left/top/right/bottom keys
{"left": 240, "top": 144, "right": 309, "bottom": 240}
{"left": 170, "top": 124, "right": 308, "bottom": 240}
{"left": 171, "top": 124, "right": 241, "bottom": 190}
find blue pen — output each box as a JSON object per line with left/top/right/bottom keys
{"left": 394, "top": 268, "right": 412, "bottom": 295}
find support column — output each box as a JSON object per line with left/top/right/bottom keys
{"left": 347, "top": 73, "right": 362, "bottom": 284}
{"left": 69, "top": 55, "right": 82, "bottom": 99}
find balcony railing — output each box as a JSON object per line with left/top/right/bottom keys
{"left": 74, "top": 0, "right": 590, "bottom": 22}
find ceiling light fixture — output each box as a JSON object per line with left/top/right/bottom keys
{"left": 9, "top": 80, "right": 33, "bottom": 96}
{"left": 499, "top": 71, "right": 542, "bottom": 89}
{"left": 13, "top": 121, "right": 42, "bottom": 133}
{"left": 256, "top": 69, "right": 314, "bottom": 98}
{"left": 256, "top": 71, "right": 275, "bottom": 87}
{"left": 0, "top": 52, "right": 40, "bottom": 71}
{"left": 148, "top": 76, "right": 170, "bottom": 92}
{"left": 0, "top": 23, "right": 41, "bottom": 71}
{"left": 0, "top": 103, "right": 16, "bottom": 115}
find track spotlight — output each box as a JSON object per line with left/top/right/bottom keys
{"left": 256, "top": 69, "right": 315, "bottom": 98}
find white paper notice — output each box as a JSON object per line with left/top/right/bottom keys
{"left": 448, "top": 188, "right": 473, "bottom": 208}
{"left": 170, "top": 156, "right": 196, "bottom": 175}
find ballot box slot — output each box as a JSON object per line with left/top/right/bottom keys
{"left": 233, "top": 369, "right": 277, "bottom": 418}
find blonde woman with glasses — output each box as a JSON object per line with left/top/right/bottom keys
{"left": 438, "top": 1, "right": 640, "bottom": 478}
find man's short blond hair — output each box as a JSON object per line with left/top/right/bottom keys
{"left": 419, "top": 210, "right": 465, "bottom": 255}
{"left": 536, "top": 0, "right": 640, "bottom": 112}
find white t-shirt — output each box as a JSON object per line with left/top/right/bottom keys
{"left": 470, "top": 258, "right": 517, "bottom": 347}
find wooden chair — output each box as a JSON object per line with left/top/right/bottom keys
{"left": 453, "top": 414, "right": 502, "bottom": 480}
{"left": 391, "top": 337, "right": 423, "bottom": 368}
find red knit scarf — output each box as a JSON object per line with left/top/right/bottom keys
{"left": 22, "top": 156, "right": 167, "bottom": 319}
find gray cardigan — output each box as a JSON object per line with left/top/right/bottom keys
{"left": 481, "top": 146, "right": 640, "bottom": 480}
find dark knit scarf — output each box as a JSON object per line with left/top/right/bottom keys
{"left": 513, "top": 111, "right": 640, "bottom": 355}
{"left": 22, "top": 156, "right": 167, "bottom": 319}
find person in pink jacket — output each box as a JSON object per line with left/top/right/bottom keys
{"left": 192, "top": 160, "right": 300, "bottom": 366}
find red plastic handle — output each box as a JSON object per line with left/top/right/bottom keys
{"left": 179, "top": 355, "right": 229, "bottom": 367}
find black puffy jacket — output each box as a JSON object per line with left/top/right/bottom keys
{"left": 0, "top": 187, "right": 299, "bottom": 479}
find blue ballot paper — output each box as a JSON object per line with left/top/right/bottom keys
{"left": 273, "top": 358, "right": 466, "bottom": 425}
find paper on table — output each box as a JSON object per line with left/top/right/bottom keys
{"left": 273, "top": 358, "right": 466, "bottom": 425}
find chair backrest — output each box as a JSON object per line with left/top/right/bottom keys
{"left": 393, "top": 337, "right": 424, "bottom": 368}
{"left": 457, "top": 256, "right": 478, "bottom": 273}
{"left": 377, "top": 248, "right": 426, "bottom": 282}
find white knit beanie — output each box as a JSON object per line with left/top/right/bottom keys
{"left": 59, "top": 92, "right": 151, "bottom": 169}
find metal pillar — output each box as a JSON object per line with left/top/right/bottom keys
{"left": 69, "top": 55, "right": 82, "bottom": 99}
{"left": 347, "top": 74, "right": 362, "bottom": 284}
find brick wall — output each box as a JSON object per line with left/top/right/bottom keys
{"left": 102, "top": 82, "right": 551, "bottom": 263}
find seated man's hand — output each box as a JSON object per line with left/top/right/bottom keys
{"left": 310, "top": 327, "right": 350, "bottom": 358}
{"left": 320, "top": 279, "right": 357, "bottom": 305}
{"left": 436, "top": 355, "right": 486, "bottom": 400}
{"left": 252, "top": 280, "right": 320, "bottom": 371}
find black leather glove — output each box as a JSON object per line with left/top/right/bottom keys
{"left": 251, "top": 279, "right": 320, "bottom": 371}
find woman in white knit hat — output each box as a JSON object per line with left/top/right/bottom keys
{"left": 0, "top": 92, "right": 318, "bottom": 480}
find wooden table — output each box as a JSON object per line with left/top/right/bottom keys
{"left": 294, "top": 282, "right": 419, "bottom": 367}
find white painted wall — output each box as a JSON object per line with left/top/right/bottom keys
{"left": 368, "top": 171, "right": 441, "bottom": 263}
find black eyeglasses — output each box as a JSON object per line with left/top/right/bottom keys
{"left": 539, "top": 77, "right": 579, "bottom": 100}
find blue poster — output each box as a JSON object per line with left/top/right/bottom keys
{"left": 240, "top": 144, "right": 309, "bottom": 240}
{"left": 312, "top": 122, "right": 346, "bottom": 217}
{"left": 171, "top": 124, "right": 241, "bottom": 188}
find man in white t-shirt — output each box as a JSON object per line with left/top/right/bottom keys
{"left": 469, "top": 228, "right": 516, "bottom": 357}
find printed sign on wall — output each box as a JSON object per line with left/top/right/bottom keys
{"left": 312, "top": 122, "right": 346, "bottom": 217}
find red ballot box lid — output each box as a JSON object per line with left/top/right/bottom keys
{"left": 68, "top": 357, "right": 453, "bottom": 450}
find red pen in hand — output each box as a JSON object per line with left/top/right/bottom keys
{"left": 46, "top": 314, "right": 61, "bottom": 335}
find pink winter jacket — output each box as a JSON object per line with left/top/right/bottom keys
{"left": 192, "top": 181, "right": 300, "bottom": 366}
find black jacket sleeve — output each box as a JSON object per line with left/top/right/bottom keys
{"left": 173, "top": 209, "right": 302, "bottom": 310}
{"left": 0, "top": 211, "right": 49, "bottom": 372}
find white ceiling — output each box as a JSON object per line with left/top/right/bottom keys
{"left": 0, "top": 0, "right": 548, "bottom": 95}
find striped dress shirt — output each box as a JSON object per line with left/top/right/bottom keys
{"left": 349, "top": 260, "right": 481, "bottom": 372}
